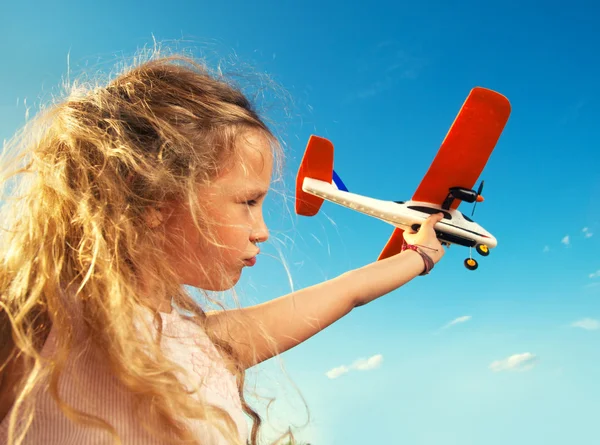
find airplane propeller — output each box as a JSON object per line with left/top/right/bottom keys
{"left": 471, "top": 180, "right": 485, "bottom": 216}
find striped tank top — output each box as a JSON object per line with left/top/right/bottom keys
{"left": 0, "top": 309, "right": 249, "bottom": 444}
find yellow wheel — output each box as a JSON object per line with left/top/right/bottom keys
{"left": 464, "top": 258, "right": 479, "bottom": 270}
{"left": 476, "top": 244, "right": 490, "bottom": 257}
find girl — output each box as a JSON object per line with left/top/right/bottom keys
{"left": 0, "top": 53, "right": 444, "bottom": 445}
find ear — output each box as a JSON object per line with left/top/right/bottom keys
{"left": 144, "top": 207, "right": 165, "bottom": 229}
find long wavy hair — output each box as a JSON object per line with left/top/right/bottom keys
{"left": 0, "top": 52, "right": 285, "bottom": 444}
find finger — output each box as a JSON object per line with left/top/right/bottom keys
{"left": 424, "top": 212, "right": 444, "bottom": 227}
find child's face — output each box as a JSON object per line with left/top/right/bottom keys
{"left": 162, "top": 128, "right": 273, "bottom": 291}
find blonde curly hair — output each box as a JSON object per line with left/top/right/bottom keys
{"left": 0, "top": 52, "right": 284, "bottom": 444}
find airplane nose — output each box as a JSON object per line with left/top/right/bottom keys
{"left": 476, "top": 195, "right": 484, "bottom": 202}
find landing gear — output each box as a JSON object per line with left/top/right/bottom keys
{"left": 464, "top": 257, "right": 479, "bottom": 270}
{"left": 475, "top": 244, "right": 490, "bottom": 256}
{"left": 464, "top": 244, "right": 490, "bottom": 270}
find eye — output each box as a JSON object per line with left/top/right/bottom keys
{"left": 239, "top": 190, "right": 267, "bottom": 208}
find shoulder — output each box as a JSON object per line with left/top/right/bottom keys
{"left": 161, "top": 311, "right": 242, "bottom": 403}
{"left": 162, "top": 310, "right": 235, "bottom": 371}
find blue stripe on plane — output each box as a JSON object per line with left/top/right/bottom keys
{"left": 332, "top": 170, "right": 348, "bottom": 192}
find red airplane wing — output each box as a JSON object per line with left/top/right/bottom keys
{"left": 377, "top": 87, "right": 511, "bottom": 260}
{"left": 412, "top": 87, "right": 511, "bottom": 208}
{"left": 378, "top": 228, "right": 406, "bottom": 261}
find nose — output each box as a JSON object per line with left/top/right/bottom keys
{"left": 251, "top": 217, "right": 269, "bottom": 243}
{"left": 252, "top": 227, "right": 269, "bottom": 243}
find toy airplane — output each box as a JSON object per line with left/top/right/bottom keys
{"left": 295, "top": 87, "right": 511, "bottom": 270}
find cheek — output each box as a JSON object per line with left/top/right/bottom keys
{"left": 213, "top": 207, "right": 252, "bottom": 240}
{"left": 163, "top": 220, "right": 200, "bottom": 264}
{"left": 172, "top": 203, "right": 252, "bottom": 261}
{"left": 214, "top": 222, "right": 250, "bottom": 252}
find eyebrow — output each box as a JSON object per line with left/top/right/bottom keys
{"left": 240, "top": 188, "right": 268, "bottom": 199}
{"left": 251, "top": 189, "right": 268, "bottom": 199}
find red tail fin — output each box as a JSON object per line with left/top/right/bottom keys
{"left": 295, "top": 135, "right": 333, "bottom": 216}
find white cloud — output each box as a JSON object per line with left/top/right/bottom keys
{"left": 571, "top": 318, "right": 600, "bottom": 330}
{"left": 590, "top": 270, "right": 600, "bottom": 279}
{"left": 489, "top": 352, "right": 538, "bottom": 372}
{"left": 561, "top": 235, "right": 570, "bottom": 246}
{"left": 325, "top": 354, "right": 383, "bottom": 379}
{"left": 543, "top": 245, "right": 550, "bottom": 253}
{"left": 582, "top": 227, "right": 593, "bottom": 238}
{"left": 325, "top": 365, "right": 349, "bottom": 379}
{"left": 442, "top": 315, "right": 472, "bottom": 329}
{"left": 351, "top": 354, "right": 383, "bottom": 371}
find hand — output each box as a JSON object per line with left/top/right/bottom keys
{"left": 402, "top": 213, "right": 446, "bottom": 264}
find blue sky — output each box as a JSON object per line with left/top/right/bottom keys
{"left": 2, "top": 1, "right": 599, "bottom": 443}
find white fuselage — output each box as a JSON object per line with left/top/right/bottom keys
{"left": 302, "top": 177, "right": 497, "bottom": 249}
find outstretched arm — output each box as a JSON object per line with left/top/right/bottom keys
{"left": 205, "top": 214, "right": 445, "bottom": 370}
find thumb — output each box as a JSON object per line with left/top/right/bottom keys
{"left": 424, "top": 212, "right": 444, "bottom": 227}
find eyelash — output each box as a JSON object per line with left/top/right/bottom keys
{"left": 245, "top": 199, "right": 258, "bottom": 207}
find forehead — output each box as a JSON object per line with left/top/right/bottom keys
{"left": 217, "top": 129, "right": 273, "bottom": 187}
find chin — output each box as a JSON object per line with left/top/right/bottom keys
{"left": 187, "top": 271, "right": 241, "bottom": 291}
{"left": 204, "top": 281, "right": 238, "bottom": 291}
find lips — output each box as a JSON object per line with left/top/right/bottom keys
{"left": 243, "top": 257, "right": 257, "bottom": 267}
{"left": 243, "top": 248, "right": 260, "bottom": 267}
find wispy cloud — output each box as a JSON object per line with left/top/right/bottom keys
{"left": 590, "top": 270, "right": 600, "bottom": 278}
{"left": 548, "top": 229, "right": 592, "bottom": 251}
{"left": 353, "top": 354, "right": 383, "bottom": 370}
{"left": 560, "top": 99, "right": 586, "bottom": 125}
{"left": 353, "top": 78, "right": 394, "bottom": 100}
{"left": 325, "top": 354, "right": 383, "bottom": 379}
{"left": 346, "top": 42, "right": 429, "bottom": 102}
{"left": 489, "top": 352, "right": 538, "bottom": 372}
{"left": 571, "top": 318, "right": 599, "bottom": 330}
{"left": 325, "top": 365, "right": 350, "bottom": 379}
{"left": 441, "top": 315, "right": 472, "bottom": 330}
